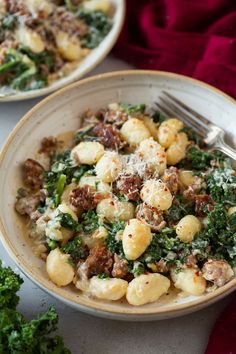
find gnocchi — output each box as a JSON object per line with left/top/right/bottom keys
{"left": 96, "top": 198, "right": 135, "bottom": 221}
{"left": 171, "top": 268, "right": 206, "bottom": 296}
{"left": 140, "top": 179, "right": 172, "bottom": 210}
{"left": 166, "top": 132, "right": 189, "bottom": 165}
{"left": 136, "top": 138, "right": 167, "bottom": 175}
{"left": 15, "top": 27, "right": 45, "bottom": 54}
{"left": 95, "top": 151, "right": 122, "bottom": 183}
{"left": 56, "top": 31, "right": 82, "bottom": 61}
{"left": 83, "top": 0, "right": 110, "bottom": 13}
{"left": 126, "top": 273, "right": 170, "bottom": 306}
{"left": 71, "top": 141, "right": 105, "bottom": 165}
{"left": 89, "top": 276, "right": 128, "bottom": 300}
{"left": 157, "top": 118, "right": 184, "bottom": 148}
{"left": 79, "top": 175, "right": 111, "bottom": 194}
{"left": 176, "top": 215, "right": 201, "bottom": 243}
{"left": 120, "top": 118, "right": 151, "bottom": 147}
{"left": 122, "top": 219, "right": 152, "bottom": 260}
{"left": 46, "top": 248, "right": 75, "bottom": 287}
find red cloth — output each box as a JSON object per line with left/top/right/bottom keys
{"left": 205, "top": 296, "right": 236, "bottom": 354}
{"left": 113, "top": 0, "right": 236, "bottom": 98}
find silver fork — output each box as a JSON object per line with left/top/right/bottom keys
{"left": 155, "top": 91, "right": 236, "bottom": 160}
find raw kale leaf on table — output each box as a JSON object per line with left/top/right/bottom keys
{"left": 0, "top": 261, "right": 71, "bottom": 354}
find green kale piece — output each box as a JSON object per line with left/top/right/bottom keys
{"left": 128, "top": 261, "right": 145, "bottom": 276}
{"left": 75, "top": 126, "right": 95, "bottom": 144}
{"left": 206, "top": 168, "right": 236, "bottom": 205}
{"left": 165, "top": 195, "right": 194, "bottom": 223}
{"left": 140, "top": 228, "right": 190, "bottom": 266}
{"left": 151, "top": 110, "right": 165, "bottom": 124}
{"left": 2, "top": 14, "right": 17, "bottom": 29}
{"left": 104, "top": 220, "right": 126, "bottom": 256}
{"left": 81, "top": 210, "right": 99, "bottom": 234}
{"left": 186, "top": 146, "right": 226, "bottom": 170}
{"left": 97, "top": 273, "right": 109, "bottom": 279}
{"left": 0, "top": 262, "right": 70, "bottom": 353}
{"left": 0, "top": 262, "right": 23, "bottom": 310}
{"left": 20, "top": 47, "right": 54, "bottom": 71}
{"left": 44, "top": 150, "right": 94, "bottom": 206}
{"left": 79, "top": 10, "right": 112, "bottom": 49}
{"left": 191, "top": 205, "right": 236, "bottom": 265}
{"left": 61, "top": 237, "right": 88, "bottom": 262}
{"left": 181, "top": 127, "right": 201, "bottom": 145}
{"left": 120, "top": 103, "right": 146, "bottom": 115}
{"left": 57, "top": 213, "right": 81, "bottom": 232}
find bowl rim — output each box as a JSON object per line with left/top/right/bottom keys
{"left": 0, "top": 0, "right": 125, "bottom": 103}
{"left": 1, "top": 69, "right": 236, "bottom": 319}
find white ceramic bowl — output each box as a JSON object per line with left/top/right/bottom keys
{"left": 1, "top": 70, "right": 236, "bottom": 321}
{"left": 0, "top": 0, "right": 125, "bottom": 102}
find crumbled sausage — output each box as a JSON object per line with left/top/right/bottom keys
{"left": 112, "top": 254, "right": 128, "bottom": 278}
{"left": 23, "top": 159, "right": 45, "bottom": 190}
{"left": 155, "top": 260, "right": 169, "bottom": 273}
{"left": 195, "top": 194, "right": 214, "bottom": 216}
{"left": 39, "top": 136, "right": 58, "bottom": 157}
{"left": 92, "top": 122, "right": 125, "bottom": 150}
{"left": 15, "top": 190, "right": 46, "bottom": 217}
{"left": 136, "top": 203, "right": 166, "bottom": 231}
{"left": 116, "top": 174, "right": 142, "bottom": 201}
{"left": 102, "top": 109, "right": 129, "bottom": 127}
{"left": 186, "top": 254, "right": 198, "bottom": 268}
{"left": 183, "top": 179, "right": 202, "bottom": 201}
{"left": 70, "top": 186, "right": 98, "bottom": 210}
{"left": 50, "top": 8, "right": 88, "bottom": 37}
{"left": 202, "top": 259, "right": 234, "bottom": 287}
{"left": 162, "top": 167, "right": 179, "bottom": 194}
{"left": 85, "top": 245, "right": 113, "bottom": 278}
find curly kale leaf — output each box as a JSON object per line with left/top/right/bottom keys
{"left": 151, "top": 110, "right": 165, "bottom": 124}
{"left": 120, "top": 103, "right": 146, "bottom": 115}
{"left": 0, "top": 261, "right": 23, "bottom": 310}
{"left": 206, "top": 168, "right": 236, "bottom": 205}
{"left": 181, "top": 127, "right": 201, "bottom": 145}
{"left": 165, "top": 195, "right": 195, "bottom": 223}
{"left": 44, "top": 150, "right": 94, "bottom": 206}
{"left": 104, "top": 220, "right": 126, "bottom": 256}
{"left": 0, "top": 261, "right": 70, "bottom": 353}
{"left": 79, "top": 10, "right": 112, "bottom": 49}
{"left": 186, "top": 146, "right": 226, "bottom": 170}
{"left": 61, "top": 237, "right": 88, "bottom": 263}
{"left": 81, "top": 210, "right": 99, "bottom": 234}
{"left": 191, "top": 205, "right": 236, "bottom": 265}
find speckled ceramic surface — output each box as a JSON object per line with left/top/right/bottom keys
{"left": 1, "top": 70, "right": 236, "bottom": 320}
{"left": 0, "top": 0, "right": 125, "bottom": 102}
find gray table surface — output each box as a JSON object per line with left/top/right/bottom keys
{"left": 0, "top": 56, "right": 234, "bottom": 354}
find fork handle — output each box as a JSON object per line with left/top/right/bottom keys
{"left": 214, "top": 137, "right": 236, "bottom": 161}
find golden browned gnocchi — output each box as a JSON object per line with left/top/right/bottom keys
{"left": 120, "top": 118, "right": 151, "bottom": 147}
{"left": 166, "top": 132, "right": 189, "bottom": 165}
{"left": 16, "top": 101, "right": 236, "bottom": 307}
{"left": 171, "top": 268, "right": 206, "bottom": 296}
{"left": 140, "top": 179, "right": 172, "bottom": 210}
{"left": 136, "top": 138, "right": 167, "bottom": 175}
{"left": 126, "top": 273, "right": 170, "bottom": 306}
{"left": 157, "top": 118, "right": 184, "bottom": 148}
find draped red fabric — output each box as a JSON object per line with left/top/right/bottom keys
{"left": 113, "top": 0, "right": 236, "bottom": 98}
{"left": 205, "top": 296, "right": 236, "bottom": 354}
